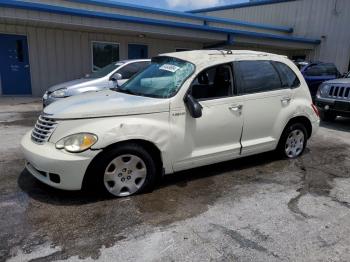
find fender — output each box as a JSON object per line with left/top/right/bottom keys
{"left": 49, "top": 112, "right": 173, "bottom": 174}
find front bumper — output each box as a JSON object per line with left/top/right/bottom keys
{"left": 21, "top": 131, "right": 101, "bottom": 190}
{"left": 315, "top": 97, "right": 350, "bottom": 117}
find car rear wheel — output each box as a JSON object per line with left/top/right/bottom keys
{"left": 277, "top": 123, "right": 307, "bottom": 159}
{"left": 86, "top": 143, "right": 158, "bottom": 197}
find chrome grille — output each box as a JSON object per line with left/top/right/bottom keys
{"left": 327, "top": 85, "right": 350, "bottom": 100}
{"left": 31, "top": 115, "right": 57, "bottom": 144}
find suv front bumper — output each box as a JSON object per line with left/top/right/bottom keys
{"left": 21, "top": 131, "right": 101, "bottom": 190}
{"left": 315, "top": 97, "right": 350, "bottom": 117}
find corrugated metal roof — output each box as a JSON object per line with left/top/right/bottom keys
{"left": 0, "top": 0, "right": 320, "bottom": 45}
{"left": 68, "top": 0, "right": 293, "bottom": 33}
{"left": 188, "top": 0, "right": 298, "bottom": 14}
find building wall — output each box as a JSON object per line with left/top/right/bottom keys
{"left": 201, "top": 0, "right": 350, "bottom": 72}
{"left": 0, "top": 23, "right": 202, "bottom": 96}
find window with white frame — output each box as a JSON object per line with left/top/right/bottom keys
{"left": 91, "top": 41, "right": 119, "bottom": 71}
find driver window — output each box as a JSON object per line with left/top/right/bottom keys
{"left": 190, "top": 64, "right": 233, "bottom": 100}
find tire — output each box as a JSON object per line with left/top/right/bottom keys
{"left": 85, "top": 143, "right": 158, "bottom": 197}
{"left": 276, "top": 123, "right": 308, "bottom": 159}
{"left": 320, "top": 111, "right": 337, "bottom": 122}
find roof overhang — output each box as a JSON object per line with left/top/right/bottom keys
{"left": 188, "top": 0, "right": 298, "bottom": 14}
{"left": 0, "top": 0, "right": 320, "bottom": 47}
{"left": 68, "top": 0, "right": 293, "bottom": 33}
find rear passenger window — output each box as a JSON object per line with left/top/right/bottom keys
{"left": 273, "top": 62, "right": 300, "bottom": 88}
{"left": 235, "top": 61, "right": 281, "bottom": 94}
{"left": 190, "top": 64, "right": 233, "bottom": 100}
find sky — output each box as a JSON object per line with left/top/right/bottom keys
{"left": 111, "top": 0, "right": 248, "bottom": 11}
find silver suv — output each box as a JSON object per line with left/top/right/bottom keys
{"left": 315, "top": 74, "right": 350, "bottom": 121}
{"left": 43, "top": 59, "right": 150, "bottom": 107}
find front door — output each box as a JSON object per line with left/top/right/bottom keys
{"left": 0, "top": 34, "right": 31, "bottom": 95}
{"left": 171, "top": 64, "right": 244, "bottom": 171}
{"left": 128, "top": 44, "right": 148, "bottom": 59}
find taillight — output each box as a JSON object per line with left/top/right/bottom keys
{"left": 311, "top": 104, "right": 319, "bottom": 117}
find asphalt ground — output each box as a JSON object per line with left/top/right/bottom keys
{"left": 0, "top": 97, "right": 349, "bottom": 262}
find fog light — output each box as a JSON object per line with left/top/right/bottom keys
{"left": 324, "top": 105, "right": 330, "bottom": 110}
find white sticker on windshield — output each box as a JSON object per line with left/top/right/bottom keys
{"left": 159, "top": 64, "right": 180, "bottom": 73}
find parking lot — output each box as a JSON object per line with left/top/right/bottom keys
{"left": 0, "top": 97, "right": 349, "bottom": 262}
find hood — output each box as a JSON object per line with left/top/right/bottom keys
{"left": 323, "top": 78, "right": 350, "bottom": 85}
{"left": 44, "top": 90, "right": 170, "bottom": 119}
{"left": 48, "top": 78, "right": 96, "bottom": 92}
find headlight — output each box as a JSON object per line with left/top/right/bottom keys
{"left": 51, "top": 88, "right": 67, "bottom": 98}
{"left": 319, "top": 84, "right": 330, "bottom": 97}
{"left": 56, "top": 133, "right": 98, "bottom": 153}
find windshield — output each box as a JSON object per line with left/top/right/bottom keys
{"left": 117, "top": 57, "right": 195, "bottom": 98}
{"left": 86, "top": 62, "right": 124, "bottom": 79}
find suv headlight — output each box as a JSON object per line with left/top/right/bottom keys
{"left": 51, "top": 88, "right": 67, "bottom": 98}
{"left": 318, "top": 84, "right": 330, "bottom": 97}
{"left": 56, "top": 133, "right": 98, "bottom": 153}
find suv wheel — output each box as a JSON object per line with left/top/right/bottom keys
{"left": 320, "top": 111, "right": 337, "bottom": 122}
{"left": 277, "top": 123, "right": 307, "bottom": 159}
{"left": 86, "top": 143, "right": 158, "bottom": 197}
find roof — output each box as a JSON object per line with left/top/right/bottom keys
{"left": 118, "top": 59, "right": 151, "bottom": 64}
{"left": 188, "top": 0, "right": 297, "bottom": 14}
{"left": 160, "top": 50, "right": 288, "bottom": 67}
{"left": 0, "top": 0, "right": 320, "bottom": 45}
{"left": 68, "top": 0, "right": 293, "bottom": 33}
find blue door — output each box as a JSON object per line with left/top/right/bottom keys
{"left": 128, "top": 44, "right": 148, "bottom": 59}
{"left": 0, "top": 34, "right": 32, "bottom": 95}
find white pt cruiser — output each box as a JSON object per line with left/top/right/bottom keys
{"left": 21, "top": 50, "right": 320, "bottom": 197}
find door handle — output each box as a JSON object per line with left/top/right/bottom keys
{"left": 229, "top": 104, "right": 243, "bottom": 111}
{"left": 281, "top": 97, "right": 291, "bottom": 103}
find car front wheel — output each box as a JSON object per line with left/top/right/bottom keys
{"left": 86, "top": 143, "right": 158, "bottom": 197}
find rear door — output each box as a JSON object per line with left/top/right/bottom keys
{"left": 234, "top": 60, "right": 300, "bottom": 156}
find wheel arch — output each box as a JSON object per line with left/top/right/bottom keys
{"left": 283, "top": 115, "right": 313, "bottom": 139}
{"left": 82, "top": 139, "right": 164, "bottom": 190}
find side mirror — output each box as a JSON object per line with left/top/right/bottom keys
{"left": 184, "top": 94, "right": 202, "bottom": 118}
{"left": 110, "top": 73, "right": 123, "bottom": 87}
{"left": 111, "top": 73, "right": 122, "bottom": 82}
